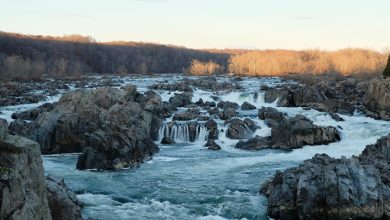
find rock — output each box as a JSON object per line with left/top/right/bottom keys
{"left": 329, "top": 112, "right": 344, "bottom": 121}
{"left": 161, "top": 137, "right": 175, "bottom": 145}
{"left": 226, "top": 118, "right": 256, "bottom": 139}
{"left": 0, "top": 119, "right": 52, "bottom": 220}
{"left": 195, "top": 98, "right": 204, "bottom": 106}
{"left": 148, "top": 82, "right": 193, "bottom": 92}
{"left": 237, "top": 108, "right": 340, "bottom": 150}
{"left": 205, "top": 139, "right": 221, "bottom": 151}
{"left": 208, "top": 107, "right": 219, "bottom": 115}
{"left": 181, "top": 77, "right": 241, "bottom": 91}
{"left": 219, "top": 108, "right": 237, "bottom": 120}
{"left": 240, "top": 102, "right": 256, "bottom": 110}
{"left": 205, "top": 119, "right": 219, "bottom": 141}
{"left": 169, "top": 92, "right": 193, "bottom": 108}
{"left": 205, "top": 101, "right": 216, "bottom": 107}
{"left": 236, "top": 136, "right": 272, "bottom": 150}
{"left": 217, "top": 101, "right": 239, "bottom": 110}
{"left": 45, "top": 176, "right": 82, "bottom": 220}
{"left": 0, "top": 119, "right": 7, "bottom": 140}
{"left": 11, "top": 87, "right": 163, "bottom": 170}
{"left": 173, "top": 111, "right": 198, "bottom": 121}
{"left": 264, "top": 79, "right": 362, "bottom": 115}
{"left": 11, "top": 103, "right": 55, "bottom": 120}
{"left": 261, "top": 134, "right": 390, "bottom": 220}
{"left": 363, "top": 78, "right": 390, "bottom": 120}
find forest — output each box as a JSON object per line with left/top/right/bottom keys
{"left": 0, "top": 32, "right": 229, "bottom": 80}
{"left": 0, "top": 31, "right": 388, "bottom": 80}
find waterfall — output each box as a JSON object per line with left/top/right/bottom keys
{"left": 158, "top": 122, "right": 206, "bottom": 143}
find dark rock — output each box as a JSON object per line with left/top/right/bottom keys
{"left": 208, "top": 107, "right": 220, "bottom": 115}
{"left": 205, "top": 101, "right": 216, "bottom": 107}
{"left": 12, "top": 102, "right": 55, "bottom": 120}
{"left": 45, "top": 176, "right": 82, "bottom": 220}
{"left": 261, "top": 133, "right": 390, "bottom": 220}
{"left": 0, "top": 119, "right": 52, "bottom": 220}
{"left": 173, "top": 111, "right": 198, "bottom": 121}
{"left": 11, "top": 87, "right": 163, "bottom": 170}
{"left": 219, "top": 108, "right": 237, "bottom": 120}
{"left": 161, "top": 137, "right": 175, "bottom": 145}
{"left": 226, "top": 118, "right": 256, "bottom": 139}
{"left": 238, "top": 107, "right": 340, "bottom": 150}
{"left": 217, "top": 101, "right": 239, "bottom": 110}
{"left": 329, "top": 112, "right": 344, "bottom": 121}
{"left": 240, "top": 102, "right": 256, "bottom": 110}
{"left": 205, "top": 139, "right": 221, "bottom": 151}
{"left": 205, "top": 119, "right": 219, "bottom": 140}
{"left": 148, "top": 82, "right": 193, "bottom": 92}
{"left": 169, "top": 92, "right": 193, "bottom": 108}
{"left": 363, "top": 78, "right": 390, "bottom": 120}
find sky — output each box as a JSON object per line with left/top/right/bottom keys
{"left": 0, "top": 0, "right": 389, "bottom": 51}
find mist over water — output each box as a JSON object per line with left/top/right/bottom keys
{"left": 3, "top": 75, "right": 388, "bottom": 220}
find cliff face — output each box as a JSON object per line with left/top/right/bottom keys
{"left": 0, "top": 119, "right": 52, "bottom": 220}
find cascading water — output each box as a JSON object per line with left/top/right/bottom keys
{"left": 158, "top": 122, "right": 207, "bottom": 143}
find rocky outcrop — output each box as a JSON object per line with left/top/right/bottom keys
{"left": 169, "top": 92, "right": 193, "bottom": 108}
{"left": 261, "top": 134, "right": 390, "bottom": 220}
{"left": 236, "top": 107, "right": 340, "bottom": 150}
{"left": 219, "top": 108, "right": 237, "bottom": 120}
{"left": 241, "top": 102, "right": 256, "bottom": 110}
{"left": 204, "top": 119, "right": 220, "bottom": 150}
{"left": 10, "top": 85, "right": 163, "bottom": 170}
{"left": 12, "top": 103, "right": 56, "bottom": 121}
{"left": 217, "top": 101, "right": 240, "bottom": 110}
{"left": 45, "top": 176, "right": 82, "bottom": 220}
{"left": 264, "top": 79, "right": 363, "bottom": 115}
{"left": 363, "top": 78, "right": 390, "bottom": 120}
{"left": 226, "top": 118, "right": 258, "bottom": 139}
{"left": 0, "top": 119, "right": 52, "bottom": 220}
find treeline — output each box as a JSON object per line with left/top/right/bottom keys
{"left": 227, "top": 49, "right": 387, "bottom": 76}
{"left": 0, "top": 32, "right": 229, "bottom": 80}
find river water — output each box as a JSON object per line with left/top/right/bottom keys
{"left": 2, "top": 75, "right": 390, "bottom": 220}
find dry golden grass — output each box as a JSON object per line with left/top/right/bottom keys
{"left": 228, "top": 49, "right": 387, "bottom": 76}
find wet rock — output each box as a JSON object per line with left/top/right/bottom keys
{"left": 240, "top": 102, "right": 256, "bottom": 110}
{"left": 226, "top": 118, "right": 256, "bottom": 139}
{"left": 264, "top": 79, "right": 362, "bottom": 115}
{"left": 217, "top": 101, "right": 240, "bottom": 110}
{"left": 173, "top": 111, "right": 198, "bottom": 121}
{"left": 45, "top": 176, "right": 82, "bottom": 220}
{"left": 11, "top": 102, "right": 55, "bottom": 120}
{"left": 11, "top": 87, "right": 163, "bottom": 170}
{"left": 205, "top": 101, "right": 216, "bottom": 107}
{"left": 161, "top": 137, "right": 175, "bottom": 145}
{"left": 0, "top": 119, "right": 52, "bottom": 220}
{"left": 261, "top": 130, "right": 390, "bottom": 220}
{"left": 208, "top": 107, "right": 220, "bottom": 115}
{"left": 219, "top": 108, "right": 237, "bottom": 120}
{"left": 195, "top": 98, "right": 204, "bottom": 106}
{"left": 329, "top": 112, "right": 344, "bottom": 121}
{"left": 205, "top": 139, "right": 221, "bottom": 151}
{"left": 236, "top": 136, "right": 272, "bottom": 150}
{"left": 148, "top": 82, "right": 193, "bottom": 92}
{"left": 169, "top": 92, "right": 193, "bottom": 108}
{"left": 237, "top": 108, "right": 340, "bottom": 150}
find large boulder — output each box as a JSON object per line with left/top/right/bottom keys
{"left": 363, "top": 78, "right": 390, "bottom": 120}
{"left": 217, "top": 101, "right": 240, "bottom": 110}
{"left": 241, "top": 102, "right": 256, "bottom": 110}
{"left": 45, "top": 176, "right": 82, "bottom": 220}
{"left": 0, "top": 119, "right": 52, "bottom": 220}
{"left": 226, "top": 118, "right": 257, "bottom": 139}
{"left": 236, "top": 107, "right": 340, "bottom": 150}
{"left": 219, "top": 108, "right": 237, "bottom": 120}
{"left": 261, "top": 135, "right": 390, "bottom": 220}
{"left": 10, "top": 85, "right": 163, "bottom": 170}
{"left": 169, "top": 92, "right": 192, "bottom": 108}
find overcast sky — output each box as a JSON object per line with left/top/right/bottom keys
{"left": 1, "top": 0, "right": 389, "bottom": 50}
